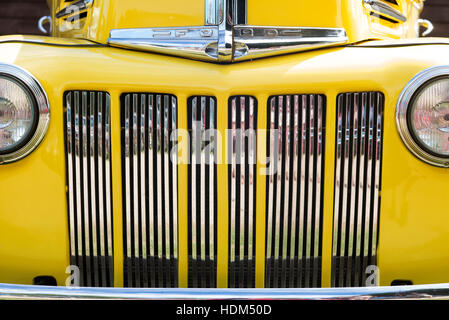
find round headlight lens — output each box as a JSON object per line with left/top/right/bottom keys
{"left": 408, "top": 77, "right": 449, "bottom": 157}
{"left": 0, "top": 76, "right": 36, "bottom": 154}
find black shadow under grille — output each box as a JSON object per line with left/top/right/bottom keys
{"left": 228, "top": 96, "right": 257, "bottom": 288}
{"left": 332, "top": 92, "right": 384, "bottom": 288}
{"left": 121, "top": 93, "right": 178, "bottom": 288}
{"left": 265, "top": 94, "right": 326, "bottom": 288}
{"left": 64, "top": 91, "right": 114, "bottom": 287}
{"left": 187, "top": 96, "right": 218, "bottom": 288}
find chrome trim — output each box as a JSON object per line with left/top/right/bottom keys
{"left": 0, "top": 64, "right": 50, "bottom": 164}
{"left": 65, "top": 91, "right": 113, "bottom": 287}
{"left": 108, "top": 26, "right": 220, "bottom": 62}
{"left": 56, "top": 0, "right": 94, "bottom": 19}
{"left": 233, "top": 26, "right": 348, "bottom": 62}
{"left": 417, "top": 19, "right": 434, "bottom": 37}
{"left": 107, "top": 0, "right": 348, "bottom": 63}
{"left": 396, "top": 66, "right": 449, "bottom": 168}
{"left": 363, "top": 0, "right": 407, "bottom": 23}
{"left": 38, "top": 16, "right": 52, "bottom": 34}
{"left": 122, "top": 93, "right": 178, "bottom": 288}
{"left": 3, "top": 283, "right": 449, "bottom": 300}
{"left": 265, "top": 95, "right": 325, "bottom": 288}
{"left": 332, "top": 92, "right": 384, "bottom": 288}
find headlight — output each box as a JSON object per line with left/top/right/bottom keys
{"left": 397, "top": 66, "right": 449, "bottom": 167}
{"left": 0, "top": 64, "right": 50, "bottom": 164}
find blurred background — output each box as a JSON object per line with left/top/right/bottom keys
{"left": 0, "top": 0, "right": 448, "bottom": 36}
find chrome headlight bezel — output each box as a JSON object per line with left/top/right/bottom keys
{"left": 396, "top": 66, "right": 449, "bottom": 168}
{"left": 0, "top": 63, "right": 50, "bottom": 164}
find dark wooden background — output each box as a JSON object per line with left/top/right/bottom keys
{"left": 0, "top": 0, "right": 448, "bottom": 36}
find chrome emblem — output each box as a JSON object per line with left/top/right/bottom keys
{"left": 108, "top": 0, "right": 348, "bottom": 63}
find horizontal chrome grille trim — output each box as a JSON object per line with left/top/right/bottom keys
{"left": 265, "top": 95, "right": 326, "bottom": 288}
{"left": 228, "top": 96, "right": 257, "bottom": 288}
{"left": 5, "top": 283, "right": 449, "bottom": 300}
{"left": 188, "top": 96, "right": 217, "bottom": 288}
{"left": 122, "top": 93, "right": 178, "bottom": 288}
{"left": 332, "top": 92, "right": 384, "bottom": 288}
{"left": 65, "top": 91, "right": 114, "bottom": 287}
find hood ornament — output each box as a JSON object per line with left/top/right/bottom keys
{"left": 108, "top": 0, "right": 348, "bottom": 63}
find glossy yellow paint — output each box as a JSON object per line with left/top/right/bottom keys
{"left": 255, "top": 97, "right": 268, "bottom": 288}
{"left": 177, "top": 94, "right": 189, "bottom": 288}
{"left": 49, "top": 0, "right": 424, "bottom": 45}
{"left": 2, "top": 35, "right": 449, "bottom": 287}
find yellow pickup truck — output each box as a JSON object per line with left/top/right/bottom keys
{"left": 0, "top": 0, "right": 448, "bottom": 299}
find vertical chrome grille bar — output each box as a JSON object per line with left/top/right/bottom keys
{"left": 89, "top": 92, "right": 99, "bottom": 287}
{"left": 273, "top": 96, "right": 283, "bottom": 288}
{"left": 265, "top": 98, "right": 275, "bottom": 288}
{"left": 332, "top": 92, "right": 384, "bottom": 287}
{"left": 346, "top": 93, "right": 358, "bottom": 288}
{"left": 64, "top": 91, "right": 114, "bottom": 287}
{"left": 163, "top": 95, "right": 172, "bottom": 286}
{"left": 265, "top": 94, "right": 325, "bottom": 288}
{"left": 229, "top": 98, "right": 237, "bottom": 287}
{"left": 122, "top": 93, "right": 178, "bottom": 288}
{"left": 312, "top": 95, "right": 324, "bottom": 287}
{"left": 247, "top": 97, "right": 255, "bottom": 288}
{"left": 148, "top": 95, "right": 156, "bottom": 287}
{"left": 288, "top": 95, "right": 299, "bottom": 288}
{"left": 172, "top": 96, "right": 179, "bottom": 270}
{"left": 81, "top": 92, "right": 92, "bottom": 287}
{"left": 208, "top": 98, "right": 215, "bottom": 286}
{"left": 97, "top": 93, "right": 106, "bottom": 286}
{"left": 281, "top": 96, "right": 290, "bottom": 289}
{"left": 74, "top": 92, "right": 84, "bottom": 286}
{"left": 132, "top": 94, "right": 141, "bottom": 287}
{"left": 371, "top": 94, "right": 383, "bottom": 260}
{"left": 298, "top": 95, "right": 307, "bottom": 287}
{"left": 200, "top": 97, "right": 207, "bottom": 289}
{"left": 156, "top": 95, "right": 163, "bottom": 287}
{"left": 188, "top": 96, "right": 217, "bottom": 288}
{"left": 228, "top": 96, "right": 257, "bottom": 288}
{"left": 140, "top": 94, "right": 148, "bottom": 288}
{"left": 190, "top": 97, "right": 198, "bottom": 288}
{"left": 305, "top": 95, "right": 315, "bottom": 287}
{"left": 66, "top": 93, "right": 76, "bottom": 261}
{"left": 238, "top": 97, "right": 246, "bottom": 286}
{"left": 124, "top": 95, "right": 132, "bottom": 286}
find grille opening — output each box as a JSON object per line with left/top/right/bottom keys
{"left": 228, "top": 96, "right": 258, "bottom": 289}
{"left": 265, "top": 94, "right": 326, "bottom": 288}
{"left": 332, "top": 92, "right": 384, "bottom": 288}
{"left": 121, "top": 93, "right": 178, "bottom": 288}
{"left": 187, "top": 96, "right": 218, "bottom": 288}
{"left": 64, "top": 91, "right": 114, "bottom": 288}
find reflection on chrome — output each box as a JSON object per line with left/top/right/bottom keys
{"left": 1, "top": 282, "right": 448, "bottom": 300}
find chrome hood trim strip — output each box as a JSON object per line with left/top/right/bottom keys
{"left": 107, "top": 26, "right": 348, "bottom": 63}
{"left": 108, "top": 0, "right": 347, "bottom": 63}
{"left": 1, "top": 283, "right": 449, "bottom": 300}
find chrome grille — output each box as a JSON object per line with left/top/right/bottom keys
{"left": 228, "top": 96, "right": 257, "bottom": 288}
{"left": 332, "top": 92, "right": 384, "bottom": 288}
{"left": 121, "top": 93, "right": 178, "bottom": 288}
{"left": 188, "top": 96, "right": 217, "bottom": 288}
{"left": 265, "top": 95, "right": 326, "bottom": 288}
{"left": 64, "top": 91, "right": 114, "bottom": 287}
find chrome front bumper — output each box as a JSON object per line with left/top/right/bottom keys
{"left": 1, "top": 283, "right": 449, "bottom": 300}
